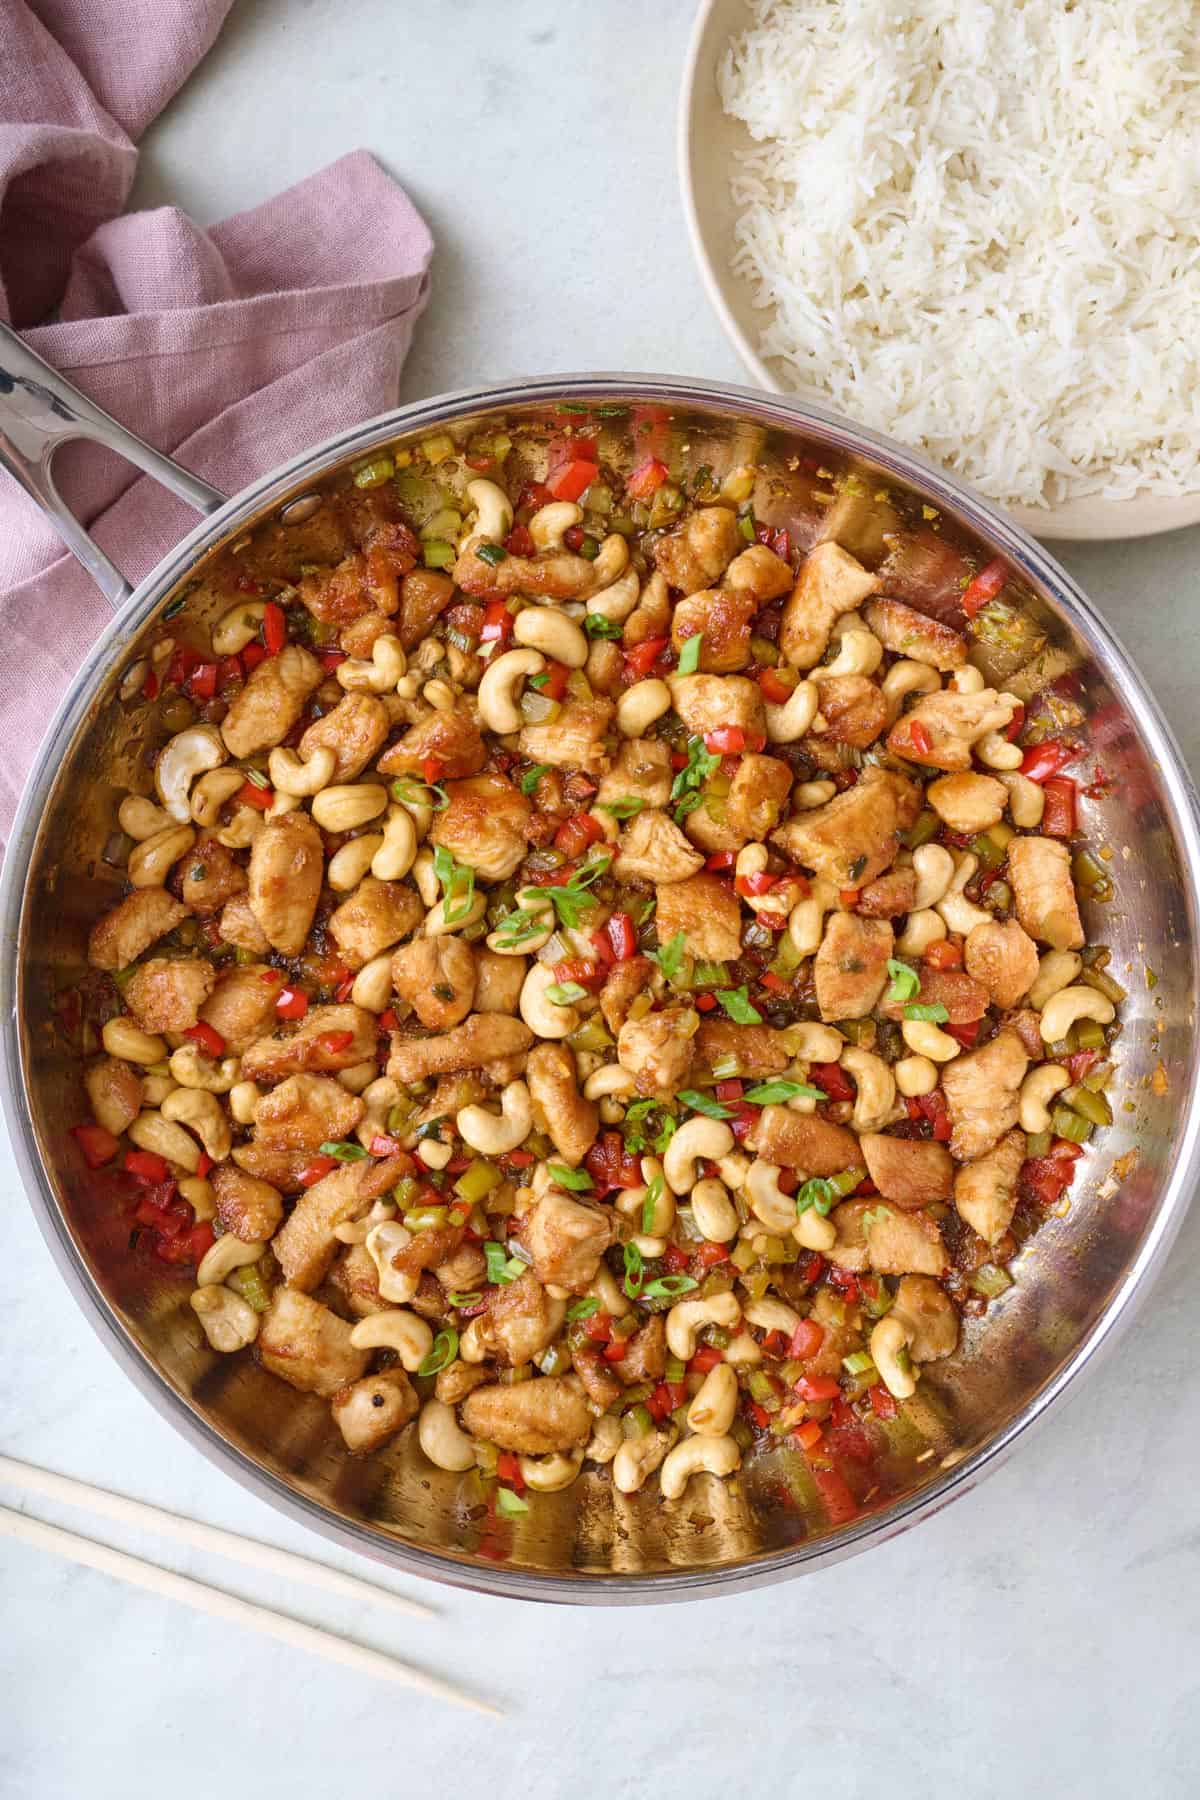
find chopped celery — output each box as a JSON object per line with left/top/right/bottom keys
{"left": 1066, "top": 1086, "right": 1112, "bottom": 1128}
{"left": 904, "top": 809, "right": 940, "bottom": 850}
{"left": 842, "top": 1351, "right": 878, "bottom": 1379}
{"left": 624, "top": 1404, "right": 654, "bottom": 1438}
{"left": 422, "top": 538, "right": 456, "bottom": 570}
{"left": 971, "top": 1264, "right": 1014, "bottom": 1299}
{"left": 1069, "top": 1017, "right": 1107, "bottom": 1051}
{"left": 1081, "top": 964, "right": 1126, "bottom": 1005}
{"left": 227, "top": 1263, "right": 271, "bottom": 1313}
{"left": 352, "top": 453, "right": 395, "bottom": 489}
{"left": 1050, "top": 1105, "right": 1093, "bottom": 1145}
{"left": 421, "top": 432, "right": 456, "bottom": 465}
{"left": 1025, "top": 1130, "right": 1052, "bottom": 1159}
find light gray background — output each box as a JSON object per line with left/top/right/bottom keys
{"left": 3, "top": 3, "right": 1198, "bottom": 1795}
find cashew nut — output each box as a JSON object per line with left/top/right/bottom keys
{"left": 795, "top": 1208, "right": 837, "bottom": 1252}
{"left": 1027, "top": 951, "right": 1084, "bottom": 1011}
{"left": 587, "top": 564, "right": 642, "bottom": 625}
{"left": 311, "top": 783, "right": 388, "bottom": 833}
{"left": 665, "top": 1291, "right": 742, "bottom": 1361}
{"left": 424, "top": 890, "right": 487, "bottom": 937}
{"left": 901, "top": 1018, "right": 961, "bottom": 1063}
{"left": 1019, "top": 1063, "right": 1071, "bottom": 1131}
{"left": 895, "top": 1054, "right": 938, "bottom": 1098}
{"left": 336, "top": 634, "right": 407, "bottom": 695}
{"left": 513, "top": 607, "right": 589, "bottom": 668}
{"left": 1039, "top": 985, "right": 1115, "bottom": 1045}
{"left": 466, "top": 477, "right": 514, "bottom": 542}
{"left": 417, "top": 1138, "right": 453, "bottom": 1171}
{"left": 118, "top": 795, "right": 173, "bottom": 842}
{"left": 659, "top": 1434, "right": 741, "bottom": 1500}
{"left": 1000, "top": 771, "right": 1045, "bottom": 829}
{"left": 177, "top": 1175, "right": 217, "bottom": 1222}
{"left": 912, "top": 843, "right": 955, "bottom": 909}
{"left": 168, "top": 1044, "right": 240, "bottom": 1093}
{"left": 228, "top": 1080, "right": 262, "bottom": 1125}
{"left": 723, "top": 1331, "right": 763, "bottom": 1366}
{"left": 195, "top": 1232, "right": 264, "bottom": 1288}
{"left": 788, "top": 877, "right": 839, "bottom": 958}
{"left": 794, "top": 779, "right": 837, "bottom": 809}
{"left": 161, "top": 1087, "right": 233, "bottom": 1162}
{"left": 458, "top": 1317, "right": 489, "bottom": 1363}
{"left": 616, "top": 1156, "right": 675, "bottom": 1251}
{"left": 478, "top": 648, "right": 545, "bottom": 734}
{"left": 417, "top": 1398, "right": 476, "bottom": 1472}
{"left": 328, "top": 833, "right": 385, "bottom": 891}
{"left": 585, "top": 1417, "right": 623, "bottom": 1464}
{"left": 663, "top": 1117, "right": 735, "bottom": 1195}
{"left": 349, "top": 1309, "right": 434, "bottom": 1372}
{"left": 102, "top": 1018, "right": 167, "bottom": 1065}
{"left": 743, "top": 1296, "right": 802, "bottom": 1337}
{"left": 870, "top": 1315, "right": 916, "bottom": 1400}
{"left": 745, "top": 1160, "right": 797, "bottom": 1233}
{"left": 975, "top": 728, "right": 1023, "bottom": 771}
{"left": 783, "top": 1021, "right": 845, "bottom": 1063}
{"left": 155, "top": 725, "right": 227, "bottom": 822}
{"left": 765, "top": 678, "right": 819, "bottom": 743}
{"left": 345, "top": 951, "right": 391, "bottom": 1015}
{"left": 612, "top": 682, "right": 670, "bottom": 747}
{"left": 686, "top": 1363, "right": 738, "bottom": 1437}
{"left": 190, "top": 1285, "right": 259, "bottom": 1352}
{"left": 689, "top": 1177, "right": 739, "bottom": 1243}
{"left": 895, "top": 908, "right": 948, "bottom": 957}
{"left": 529, "top": 500, "right": 582, "bottom": 551}
{"left": 519, "top": 1450, "right": 583, "bottom": 1492}
{"left": 840, "top": 1046, "right": 896, "bottom": 1133}
{"left": 128, "top": 824, "right": 196, "bottom": 888}
{"left": 520, "top": 961, "right": 579, "bottom": 1039}
{"left": 141, "top": 1074, "right": 177, "bottom": 1108}
{"left": 365, "top": 1221, "right": 419, "bottom": 1304}
{"left": 824, "top": 625, "right": 883, "bottom": 677}
{"left": 487, "top": 887, "right": 554, "bottom": 955}
{"left": 612, "top": 1428, "right": 673, "bottom": 1495}
{"left": 457, "top": 1081, "right": 533, "bottom": 1155}
{"left": 338, "top": 1061, "right": 380, "bottom": 1096}
{"left": 586, "top": 1263, "right": 631, "bottom": 1319}
{"left": 128, "top": 1110, "right": 202, "bottom": 1171}
{"left": 936, "top": 853, "right": 992, "bottom": 935}
{"left": 716, "top": 1151, "right": 750, "bottom": 1193}
{"left": 268, "top": 745, "right": 336, "bottom": 797}
{"left": 882, "top": 660, "right": 941, "bottom": 724}
{"left": 582, "top": 1063, "right": 637, "bottom": 1102}
{"left": 190, "top": 766, "right": 244, "bottom": 828}
{"left": 951, "top": 665, "right": 986, "bottom": 695}
{"left": 584, "top": 534, "right": 629, "bottom": 593}
{"left": 334, "top": 1199, "right": 396, "bottom": 1244}
{"left": 371, "top": 806, "right": 418, "bottom": 881}
{"left": 212, "top": 601, "right": 266, "bottom": 655}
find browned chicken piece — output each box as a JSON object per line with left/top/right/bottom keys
{"left": 1007, "top": 835, "right": 1085, "bottom": 951}
{"left": 180, "top": 834, "right": 246, "bottom": 913}
{"left": 217, "top": 893, "right": 270, "bottom": 954}
{"left": 863, "top": 1204, "right": 948, "bottom": 1277}
{"left": 618, "top": 1005, "right": 698, "bottom": 1097}
{"left": 825, "top": 1198, "right": 872, "bottom": 1272}
{"left": 198, "top": 964, "right": 287, "bottom": 1052}
{"left": 725, "top": 753, "right": 793, "bottom": 843}
{"left": 892, "top": 1274, "right": 959, "bottom": 1361}
{"left": 941, "top": 1028, "right": 1029, "bottom": 1161}
{"left": 386, "top": 1013, "right": 534, "bottom": 1085}
{"left": 461, "top": 1377, "right": 592, "bottom": 1455}
{"left": 668, "top": 672, "right": 766, "bottom": 742}
{"left": 298, "top": 692, "right": 390, "bottom": 782}
{"left": 429, "top": 774, "right": 532, "bottom": 881}
{"left": 433, "top": 1239, "right": 487, "bottom": 1294}
{"left": 814, "top": 914, "right": 893, "bottom": 1020}
{"left": 572, "top": 1345, "right": 622, "bottom": 1410}
{"left": 123, "top": 957, "right": 216, "bottom": 1034}
{"left": 522, "top": 1189, "right": 614, "bottom": 1292}
{"left": 395, "top": 567, "right": 455, "bottom": 649}
{"left": 623, "top": 569, "right": 672, "bottom": 648}
{"left": 599, "top": 956, "right": 656, "bottom": 1035}
{"left": 1002, "top": 1007, "right": 1045, "bottom": 1063}
{"left": 87, "top": 886, "right": 191, "bottom": 971}
{"left": 473, "top": 949, "right": 525, "bottom": 1016}
{"left": 272, "top": 1155, "right": 409, "bottom": 1292}
{"left": 724, "top": 542, "right": 793, "bottom": 601}
{"left": 386, "top": 1223, "right": 467, "bottom": 1286}
{"left": 339, "top": 609, "right": 392, "bottom": 658}
{"left": 862, "top": 597, "right": 967, "bottom": 671}
{"left": 812, "top": 674, "right": 888, "bottom": 749}
{"left": 299, "top": 549, "right": 402, "bottom": 628}
{"left": 652, "top": 505, "right": 740, "bottom": 594}
{"left": 409, "top": 1271, "right": 452, "bottom": 1323}
{"left": 925, "top": 772, "right": 1007, "bottom": 835}
{"left": 230, "top": 1141, "right": 316, "bottom": 1193}
{"left": 859, "top": 1134, "right": 955, "bottom": 1207}
{"left": 692, "top": 1020, "right": 790, "bottom": 1079}
{"left": 409, "top": 1074, "right": 486, "bottom": 1138}
{"left": 332, "top": 1368, "right": 418, "bottom": 1454}
{"left": 880, "top": 965, "right": 989, "bottom": 1025}
{"left": 613, "top": 1314, "right": 667, "bottom": 1384}
{"left": 518, "top": 697, "right": 614, "bottom": 776}
{"left": 390, "top": 936, "right": 477, "bottom": 1030}
{"left": 211, "top": 1163, "right": 284, "bottom": 1243}
{"left": 654, "top": 872, "right": 743, "bottom": 964}
{"left": 585, "top": 637, "right": 623, "bottom": 697}
{"left": 857, "top": 866, "right": 917, "bottom": 918}
{"left": 83, "top": 1057, "right": 142, "bottom": 1137}
{"left": 252, "top": 1073, "right": 365, "bottom": 1150}
{"left": 613, "top": 810, "right": 704, "bottom": 884}
{"left": 746, "top": 1106, "right": 861, "bottom": 1175}
{"left": 527, "top": 1042, "right": 600, "bottom": 1165}
{"left": 594, "top": 738, "right": 673, "bottom": 813}
{"left": 771, "top": 766, "right": 921, "bottom": 889}
{"left": 329, "top": 875, "right": 423, "bottom": 969}
{"left": 887, "top": 689, "right": 1017, "bottom": 771}
{"left": 954, "top": 1127, "right": 1026, "bottom": 1244}
{"left": 479, "top": 1270, "right": 565, "bottom": 1366}
{"left": 257, "top": 1288, "right": 369, "bottom": 1398}
{"left": 327, "top": 1242, "right": 389, "bottom": 1317}
{"left": 240, "top": 1003, "right": 377, "bottom": 1081}
{"left": 435, "top": 1360, "right": 491, "bottom": 1405}
{"left": 247, "top": 811, "right": 324, "bottom": 956}
{"left": 965, "top": 919, "right": 1040, "bottom": 1009}
{"left": 377, "top": 704, "right": 488, "bottom": 781}
{"left": 780, "top": 542, "right": 880, "bottom": 670}
{"left": 454, "top": 539, "right": 594, "bottom": 601}
{"left": 220, "top": 644, "right": 322, "bottom": 759}
{"left": 671, "top": 587, "right": 757, "bottom": 672}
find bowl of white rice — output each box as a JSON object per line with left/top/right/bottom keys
{"left": 680, "top": 0, "right": 1200, "bottom": 540}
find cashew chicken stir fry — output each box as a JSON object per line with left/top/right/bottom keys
{"left": 71, "top": 414, "right": 1124, "bottom": 1525}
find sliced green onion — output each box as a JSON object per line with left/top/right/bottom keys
{"left": 484, "top": 1241, "right": 523, "bottom": 1284}
{"left": 796, "top": 1177, "right": 835, "bottom": 1216}
{"left": 476, "top": 541, "right": 507, "bottom": 567}
{"left": 447, "top": 1290, "right": 481, "bottom": 1308}
{"left": 584, "top": 613, "right": 622, "bottom": 639}
{"left": 548, "top": 1163, "right": 592, "bottom": 1191}
{"left": 422, "top": 537, "right": 456, "bottom": 570}
{"left": 677, "top": 633, "right": 703, "bottom": 674}
{"left": 390, "top": 776, "right": 450, "bottom": 810}
{"left": 842, "top": 1350, "right": 877, "bottom": 1378}
{"left": 623, "top": 1240, "right": 644, "bottom": 1299}
{"left": 566, "top": 1297, "right": 600, "bottom": 1321}
{"left": 715, "top": 986, "right": 762, "bottom": 1025}
{"left": 886, "top": 959, "right": 921, "bottom": 1003}
{"left": 242, "top": 767, "right": 270, "bottom": 790}
{"left": 648, "top": 930, "right": 687, "bottom": 982}
{"left": 418, "top": 1329, "right": 459, "bottom": 1377}
{"left": 903, "top": 1002, "right": 950, "bottom": 1023}
{"left": 743, "top": 1079, "right": 827, "bottom": 1104}
{"left": 598, "top": 795, "right": 643, "bottom": 820}
{"left": 545, "top": 981, "right": 588, "bottom": 1006}
{"left": 520, "top": 763, "right": 551, "bottom": 795}
{"left": 641, "top": 1275, "right": 698, "bottom": 1301}
{"left": 641, "top": 1174, "right": 664, "bottom": 1236}
{"left": 678, "top": 1090, "right": 733, "bottom": 1120}
{"left": 318, "top": 1140, "right": 368, "bottom": 1162}
{"left": 496, "top": 1488, "right": 528, "bottom": 1518}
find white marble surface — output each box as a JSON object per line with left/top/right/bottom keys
{"left": 4, "top": 2, "right": 1200, "bottom": 1794}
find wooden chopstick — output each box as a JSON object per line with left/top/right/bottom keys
{"left": 0, "top": 1505, "right": 503, "bottom": 1719}
{"left": 0, "top": 1454, "right": 432, "bottom": 1620}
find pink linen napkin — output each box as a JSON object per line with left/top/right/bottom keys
{"left": 0, "top": 0, "right": 433, "bottom": 850}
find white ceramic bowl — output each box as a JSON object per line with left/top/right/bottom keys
{"left": 679, "top": 0, "right": 1200, "bottom": 543}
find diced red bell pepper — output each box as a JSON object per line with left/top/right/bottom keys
{"left": 909, "top": 720, "right": 933, "bottom": 756}
{"left": 124, "top": 1148, "right": 171, "bottom": 1185}
{"left": 689, "top": 1346, "right": 724, "bottom": 1374}
{"left": 788, "top": 1318, "right": 825, "bottom": 1361}
{"left": 1041, "top": 776, "right": 1077, "bottom": 838}
{"left": 298, "top": 1156, "right": 338, "bottom": 1187}
{"left": 236, "top": 780, "right": 274, "bottom": 812}
{"left": 923, "top": 939, "right": 963, "bottom": 971}
{"left": 869, "top": 1384, "right": 898, "bottom": 1421}
{"left": 185, "top": 1020, "right": 227, "bottom": 1059}
{"left": 827, "top": 1266, "right": 861, "bottom": 1302}
{"left": 792, "top": 1420, "right": 824, "bottom": 1452}
{"left": 795, "top": 1373, "right": 841, "bottom": 1402}
{"left": 334, "top": 972, "right": 357, "bottom": 1004}
{"left": 735, "top": 869, "right": 776, "bottom": 899}
{"left": 605, "top": 911, "right": 637, "bottom": 962}
{"left": 71, "top": 1123, "right": 120, "bottom": 1169}
{"left": 546, "top": 449, "right": 598, "bottom": 504}
{"left": 504, "top": 1147, "right": 535, "bottom": 1169}
{"left": 275, "top": 986, "right": 309, "bottom": 1021}
{"left": 421, "top": 756, "right": 445, "bottom": 785}
{"left": 378, "top": 1008, "right": 399, "bottom": 1034}
{"left": 1020, "top": 738, "right": 1079, "bottom": 783}
{"left": 186, "top": 660, "right": 219, "bottom": 700}
{"left": 757, "top": 666, "right": 795, "bottom": 705}
{"left": 694, "top": 1241, "right": 730, "bottom": 1270}
{"left": 645, "top": 1383, "right": 675, "bottom": 1423}
{"left": 946, "top": 1019, "right": 981, "bottom": 1048}
{"left": 496, "top": 1451, "right": 526, "bottom": 1493}
{"left": 602, "top": 1337, "right": 628, "bottom": 1365}
{"left": 626, "top": 456, "right": 669, "bottom": 500}
{"left": 165, "top": 644, "right": 203, "bottom": 689}
{"left": 584, "top": 1130, "right": 643, "bottom": 1192}
{"left": 960, "top": 557, "right": 1009, "bottom": 620}
{"left": 589, "top": 928, "right": 617, "bottom": 969}
{"left": 809, "top": 1061, "right": 855, "bottom": 1103}
{"left": 142, "top": 670, "right": 159, "bottom": 700}
{"left": 318, "top": 650, "right": 347, "bottom": 672}
{"left": 694, "top": 992, "right": 718, "bottom": 1012}
{"left": 714, "top": 1078, "right": 744, "bottom": 1103}
{"left": 811, "top": 1465, "right": 860, "bottom": 1524}
{"left": 554, "top": 812, "right": 605, "bottom": 859}
{"left": 541, "top": 661, "right": 569, "bottom": 703}
{"left": 1065, "top": 1049, "right": 1100, "bottom": 1084}
{"left": 583, "top": 1310, "right": 613, "bottom": 1344}
{"left": 479, "top": 598, "right": 514, "bottom": 644}
{"left": 241, "top": 641, "right": 267, "bottom": 671}
{"left": 662, "top": 1244, "right": 690, "bottom": 1275}
{"left": 217, "top": 653, "right": 245, "bottom": 691}
{"left": 503, "top": 524, "right": 535, "bottom": 557}
{"left": 552, "top": 956, "right": 604, "bottom": 992}
{"left": 704, "top": 726, "right": 746, "bottom": 755}
{"left": 759, "top": 970, "right": 789, "bottom": 995}
{"left": 704, "top": 851, "right": 734, "bottom": 872}
{"left": 262, "top": 601, "right": 287, "bottom": 656}
{"left": 195, "top": 1151, "right": 214, "bottom": 1179}
{"left": 1005, "top": 702, "right": 1027, "bottom": 742}
{"left": 369, "top": 1134, "right": 406, "bottom": 1158}
{"left": 314, "top": 1029, "right": 355, "bottom": 1055}
{"left": 747, "top": 1401, "right": 773, "bottom": 1431}
{"left": 798, "top": 1252, "right": 826, "bottom": 1286}
{"left": 622, "top": 637, "right": 668, "bottom": 678}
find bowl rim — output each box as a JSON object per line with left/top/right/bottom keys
{"left": 677, "top": 0, "right": 1200, "bottom": 545}
{"left": 4, "top": 370, "right": 1200, "bottom": 1604}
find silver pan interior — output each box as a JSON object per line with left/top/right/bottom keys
{"left": 4, "top": 375, "right": 1198, "bottom": 1602}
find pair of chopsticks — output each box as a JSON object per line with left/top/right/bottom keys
{"left": 0, "top": 1454, "right": 502, "bottom": 1719}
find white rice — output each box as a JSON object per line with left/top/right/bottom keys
{"left": 717, "top": 0, "right": 1200, "bottom": 508}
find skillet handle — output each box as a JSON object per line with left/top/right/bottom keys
{"left": 0, "top": 321, "right": 227, "bottom": 610}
